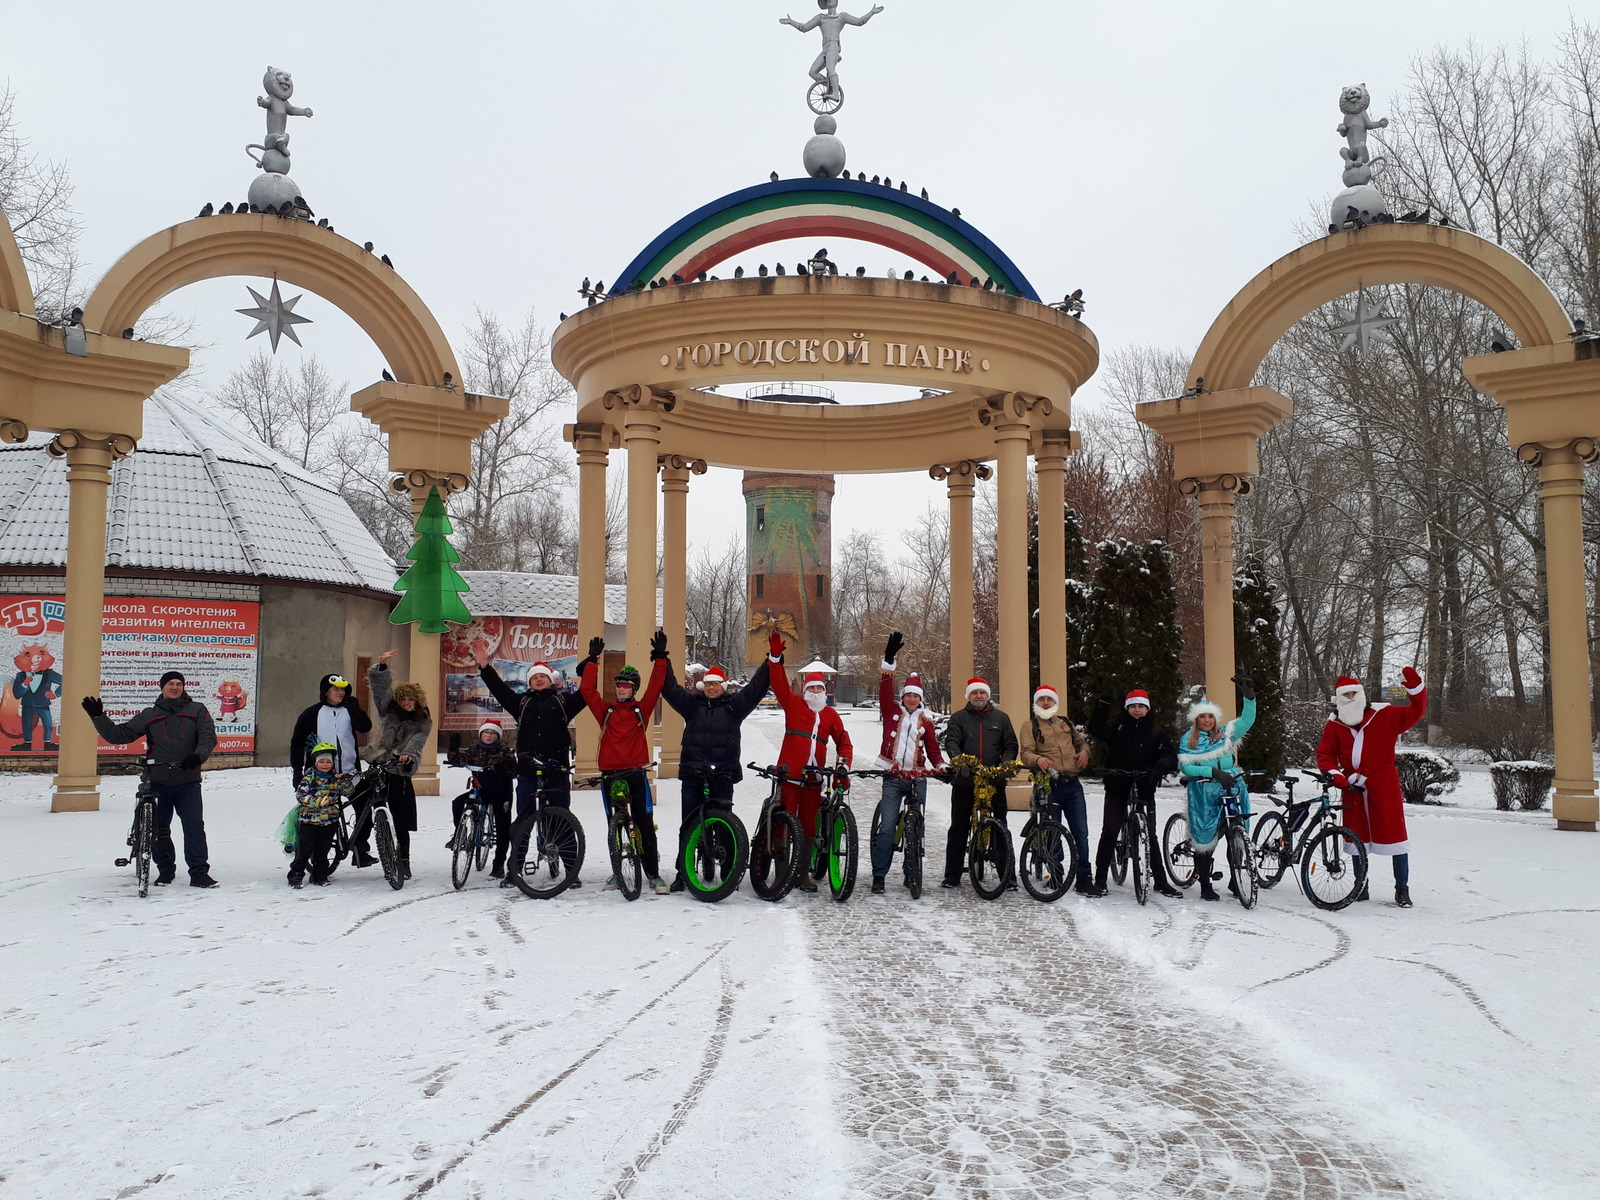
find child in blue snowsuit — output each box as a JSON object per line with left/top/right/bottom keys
{"left": 1177, "top": 674, "right": 1256, "bottom": 901}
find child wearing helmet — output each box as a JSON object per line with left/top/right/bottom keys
{"left": 445, "top": 719, "right": 517, "bottom": 879}
{"left": 578, "top": 635, "right": 669, "bottom": 891}
{"left": 289, "top": 739, "right": 356, "bottom": 888}
{"left": 1177, "top": 674, "right": 1256, "bottom": 901}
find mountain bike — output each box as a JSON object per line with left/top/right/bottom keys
{"left": 746, "top": 763, "right": 803, "bottom": 902}
{"left": 1250, "top": 771, "right": 1369, "bottom": 911}
{"left": 449, "top": 767, "right": 499, "bottom": 890}
{"left": 1163, "top": 769, "right": 1258, "bottom": 908}
{"left": 575, "top": 765, "right": 654, "bottom": 902}
{"left": 347, "top": 754, "right": 408, "bottom": 891}
{"left": 948, "top": 755, "right": 1019, "bottom": 901}
{"left": 506, "top": 754, "right": 586, "bottom": 900}
{"left": 1103, "top": 768, "right": 1153, "bottom": 905}
{"left": 1017, "top": 771, "right": 1076, "bottom": 902}
{"left": 679, "top": 768, "right": 749, "bottom": 903}
{"left": 113, "top": 757, "right": 160, "bottom": 897}
{"left": 863, "top": 767, "right": 936, "bottom": 900}
{"left": 802, "top": 763, "right": 859, "bottom": 902}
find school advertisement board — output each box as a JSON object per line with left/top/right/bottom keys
{"left": 0, "top": 595, "right": 260, "bottom": 756}
{"left": 439, "top": 615, "right": 581, "bottom": 731}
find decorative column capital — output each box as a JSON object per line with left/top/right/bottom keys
{"left": 929, "top": 459, "right": 994, "bottom": 483}
{"left": 46, "top": 430, "right": 137, "bottom": 461}
{"left": 1516, "top": 438, "right": 1600, "bottom": 468}
{"left": 1032, "top": 429, "right": 1078, "bottom": 462}
{"left": 974, "top": 391, "right": 1053, "bottom": 431}
{"left": 0, "top": 419, "right": 28, "bottom": 444}
{"left": 390, "top": 468, "right": 469, "bottom": 498}
{"left": 658, "top": 454, "right": 708, "bottom": 477}
{"left": 1178, "top": 473, "right": 1253, "bottom": 499}
{"left": 603, "top": 384, "right": 678, "bottom": 415}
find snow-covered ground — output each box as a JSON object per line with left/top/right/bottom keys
{"left": 2, "top": 707, "right": 1595, "bottom": 1199}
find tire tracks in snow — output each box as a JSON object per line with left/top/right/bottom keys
{"left": 1464, "top": 906, "right": 1600, "bottom": 925}
{"left": 1246, "top": 911, "right": 1351, "bottom": 992}
{"left": 401, "top": 940, "right": 731, "bottom": 1199}
{"left": 1383, "top": 957, "right": 1517, "bottom": 1038}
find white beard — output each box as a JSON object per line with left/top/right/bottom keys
{"left": 804, "top": 691, "right": 826, "bottom": 712}
{"left": 1335, "top": 688, "right": 1367, "bottom": 726}
{"left": 1032, "top": 704, "right": 1058, "bottom": 721}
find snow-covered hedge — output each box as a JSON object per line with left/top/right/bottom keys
{"left": 1489, "top": 761, "right": 1554, "bottom": 812}
{"left": 1394, "top": 748, "right": 1460, "bottom": 805}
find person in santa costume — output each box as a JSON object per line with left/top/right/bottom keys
{"left": 870, "top": 631, "right": 944, "bottom": 895}
{"left": 1177, "top": 673, "right": 1256, "bottom": 902}
{"left": 940, "top": 676, "right": 1019, "bottom": 889}
{"left": 766, "top": 630, "right": 853, "bottom": 892}
{"left": 1087, "top": 687, "right": 1180, "bottom": 897}
{"left": 1316, "top": 667, "right": 1426, "bottom": 907}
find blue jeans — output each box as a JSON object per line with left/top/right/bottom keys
{"left": 152, "top": 782, "right": 208, "bottom": 876}
{"left": 872, "top": 775, "right": 926, "bottom": 877}
{"left": 1045, "top": 776, "right": 1092, "bottom": 884}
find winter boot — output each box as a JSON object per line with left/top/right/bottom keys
{"left": 797, "top": 837, "right": 818, "bottom": 892}
{"left": 1074, "top": 876, "right": 1107, "bottom": 897}
{"left": 650, "top": 876, "right": 670, "bottom": 895}
{"left": 400, "top": 858, "right": 412, "bottom": 881}
{"left": 155, "top": 870, "right": 176, "bottom": 886}
{"left": 288, "top": 870, "right": 305, "bottom": 889}
{"left": 1093, "top": 862, "right": 1110, "bottom": 893}
{"left": 353, "top": 848, "right": 377, "bottom": 869}
{"left": 1395, "top": 886, "right": 1413, "bottom": 908}
{"left": 870, "top": 875, "right": 886, "bottom": 895}
{"left": 190, "top": 873, "right": 219, "bottom": 889}
{"left": 669, "top": 875, "right": 686, "bottom": 893}
{"left": 1355, "top": 880, "right": 1370, "bottom": 901}
{"left": 1196, "top": 854, "right": 1219, "bottom": 901}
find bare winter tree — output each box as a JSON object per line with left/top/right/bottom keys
{"left": 0, "top": 86, "right": 82, "bottom": 321}
{"left": 685, "top": 535, "right": 748, "bottom": 670}
{"left": 216, "top": 349, "right": 347, "bottom": 474}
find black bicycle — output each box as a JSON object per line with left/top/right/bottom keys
{"left": 1250, "top": 771, "right": 1369, "bottom": 911}
{"left": 679, "top": 768, "right": 749, "bottom": 903}
{"left": 803, "top": 763, "right": 860, "bottom": 903}
{"left": 449, "top": 767, "right": 499, "bottom": 890}
{"left": 575, "top": 765, "right": 653, "bottom": 902}
{"left": 1103, "top": 767, "right": 1154, "bottom": 905}
{"left": 1017, "top": 770, "right": 1076, "bottom": 903}
{"left": 113, "top": 757, "right": 160, "bottom": 897}
{"left": 863, "top": 768, "right": 935, "bottom": 900}
{"left": 1163, "top": 768, "right": 1258, "bottom": 908}
{"left": 346, "top": 755, "right": 407, "bottom": 891}
{"left": 947, "top": 756, "right": 1018, "bottom": 901}
{"left": 506, "top": 754, "right": 586, "bottom": 900}
{"left": 746, "top": 763, "right": 803, "bottom": 902}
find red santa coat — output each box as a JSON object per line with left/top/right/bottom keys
{"left": 875, "top": 670, "right": 943, "bottom": 771}
{"left": 768, "top": 657, "right": 853, "bottom": 833}
{"left": 1315, "top": 682, "right": 1427, "bottom": 855}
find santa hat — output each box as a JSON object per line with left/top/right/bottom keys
{"left": 701, "top": 666, "right": 728, "bottom": 685}
{"left": 528, "top": 662, "right": 556, "bottom": 681}
{"left": 901, "top": 672, "right": 924, "bottom": 699}
{"left": 1033, "top": 684, "right": 1058, "bottom": 704}
{"left": 965, "top": 677, "right": 990, "bottom": 698}
{"left": 1186, "top": 700, "right": 1223, "bottom": 724}
{"left": 478, "top": 718, "right": 504, "bottom": 736}
{"left": 803, "top": 671, "right": 828, "bottom": 688}
{"left": 1124, "top": 689, "right": 1151, "bottom": 710}
{"left": 1334, "top": 675, "right": 1362, "bottom": 691}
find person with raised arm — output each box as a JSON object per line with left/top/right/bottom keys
{"left": 870, "top": 631, "right": 943, "bottom": 895}
{"left": 578, "top": 634, "right": 669, "bottom": 893}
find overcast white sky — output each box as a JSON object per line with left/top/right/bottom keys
{"left": 3, "top": 0, "right": 1578, "bottom": 558}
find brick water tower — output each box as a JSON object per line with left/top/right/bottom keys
{"left": 742, "top": 383, "right": 837, "bottom": 670}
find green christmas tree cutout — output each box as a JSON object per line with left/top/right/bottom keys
{"left": 390, "top": 487, "right": 473, "bottom": 633}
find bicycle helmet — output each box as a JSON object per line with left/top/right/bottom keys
{"left": 614, "top": 665, "right": 642, "bottom": 688}
{"left": 309, "top": 741, "right": 337, "bottom": 767}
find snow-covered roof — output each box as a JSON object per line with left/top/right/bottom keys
{"left": 459, "top": 571, "right": 659, "bottom": 625}
{"left": 0, "top": 393, "right": 398, "bottom": 593}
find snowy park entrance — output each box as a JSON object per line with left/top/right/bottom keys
{"left": 3, "top": 709, "right": 1594, "bottom": 1200}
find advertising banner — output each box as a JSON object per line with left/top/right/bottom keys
{"left": 440, "top": 615, "right": 581, "bottom": 731}
{"left": 0, "top": 596, "right": 260, "bottom": 756}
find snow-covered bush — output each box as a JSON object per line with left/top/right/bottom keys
{"left": 1446, "top": 705, "right": 1552, "bottom": 764}
{"left": 1394, "top": 748, "right": 1460, "bottom": 805}
{"left": 1489, "top": 761, "right": 1554, "bottom": 812}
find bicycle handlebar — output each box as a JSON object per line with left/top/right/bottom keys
{"left": 574, "top": 763, "right": 658, "bottom": 789}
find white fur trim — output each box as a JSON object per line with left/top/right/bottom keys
{"left": 1366, "top": 839, "right": 1410, "bottom": 855}
{"left": 1186, "top": 700, "right": 1223, "bottom": 725}
{"left": 881, "top": 660, "right": 895, "bottom": 672}
{"left": 901, "top": 683, "right": 924, "bottom": 697}
{"left": 1404, "top": 681, "right": 1425, "bottom": 695}
{"left": 965, "top": 681, "right": 990, "bottom": 698}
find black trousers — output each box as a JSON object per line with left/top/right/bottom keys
{"left": 353, "top": 774, "right": 414, "bottom": 859}
{"left": 603, "top": 768, "right": 659, "bottom": 878}
{"left": 290, "top": 820, "right": 337, "bottom": 883}
{"left": 678, "top": 773, "right": 735, "bottom": 880}
{"left": 1095, "top": 775, "right": 1172, "bottom": 890}
{"left": 944, "top": 778, "right": 1010, "bottom": 883}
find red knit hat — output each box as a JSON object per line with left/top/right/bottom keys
{"left": 803, "top": 671, "right": 827, "bottom": 687}
{"left": 1124, "top": 689, "right": 1151, "bottom": 710}
{"left": 1335, "top": 675, "right": 1362, "bottom": 689}
{"left": 1033, "top": 684, "right": 1058, "bottom": 703}
{"left": 901, "top": 672, "right": 924, "bottom": 698}
{"left": 478, "top": 718, "right": 503, "bottom": 736}
{"left": 701, "top": 666, "right": 728, "bottom": 685}
{"left": 528, "top": 661, "right": 556, "bottom": 681}
{"left": 965, "top": 677, "right": 990, "bottom": 698}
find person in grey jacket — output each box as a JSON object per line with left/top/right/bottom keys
{"left": 82, "top": 671, "right": 218, "bottom": 887}
{"left": 350, "top": 649, "right": 432, "bottom": 877}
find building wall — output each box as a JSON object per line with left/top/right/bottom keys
{"left": 742, "top": 472, "right": 834, "bottom": 668}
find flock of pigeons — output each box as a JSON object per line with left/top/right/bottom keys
{"left": 193, "top": 199, "right": 395, "bottom": 269}
{"left": 1330, "top": 205, "right": 1455, "bottom": 233}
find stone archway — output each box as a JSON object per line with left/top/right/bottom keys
{"left": 1138, "top": 222, "right": 1600, "bottom": 829}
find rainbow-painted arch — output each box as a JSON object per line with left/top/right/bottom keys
{"left": 612, "top": 178, "right": 1039, "bottom": 301}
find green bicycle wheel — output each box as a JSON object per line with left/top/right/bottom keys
{"left": 827, "top": 802, "right": 859, "bottom": 902}
{"left": 680, "top": 810, "right": 749, "bottom": 904}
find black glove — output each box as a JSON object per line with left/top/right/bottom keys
{"left": 650, "top": 630, "right": 669, "bottom": 661}
{"left": 1211, "top": 766, "right": 1234, "bottom": 786}
{"left": 180, "top": 753, "right": 205, "bottom": 770}
{"left": 586, "top": 635, "right": 606, "bottom": 661}
{"left": 1231, "top": 672, "right": 1256, "bottom": 701}
{"left": 1098, "top": 693, "right": 1114, "bottom": 708}
{"left": 448, "top": 732, "right": 462, "bottom": 753}
{"left": 883, "top": 631, "right": 905, "bottom": 664}
{"left": 80, "top": 696, "right": 104, "bottom": 719}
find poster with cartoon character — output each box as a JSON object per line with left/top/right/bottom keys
{"left": 0, "top": 599, "right": 66, "bottom": 751}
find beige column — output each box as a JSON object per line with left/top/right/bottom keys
{"left": 618, "top": 397, "right": 665, "bottom": 725}
{"left": 570, "top": 423, "right": 613, "bottom": 779}
{"left": 1034, "top": 434, "right": 1071, "bottom": 696}
{"left": 994, "top": 429, "right": 1032, "bottom": 728}
{"left": 1520, "top": 440, "right": 1599, "bottom": 829}
{"left": 51, "top": 433, "right": 134, "bottom": 811}
{"left": 932, "top": 460, "right": 991, "bottom": 703}
{"left": 658, "top": 456, "right": 704, "bottom": 778}
{"left": 1182, "top": 474, "right": 1248, "bottom": 723}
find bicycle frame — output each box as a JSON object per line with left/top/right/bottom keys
{"left": 114, "top": 757, "right": 161, "bottom": 897}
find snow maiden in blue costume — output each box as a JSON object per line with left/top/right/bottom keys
{"left": 1177, "top": 673, "right": 1255, "bottom": 901}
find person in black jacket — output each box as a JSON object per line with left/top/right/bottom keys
{"left": 940, "top": 676, "right": 1019, "bottom": 889}
{"left": 445, "top": 719, "right": 517, "bottom": 879}
{"left": 1085, "top": 687, "right": 1181, "bottom": 897}
{"left": 289, "top": 671, "right": 371, "bottom": 784}
{"left": 657, "top": 631, "right": 771, "bottom": 891}
{"left": 82, "top": 671, "right": 219, "bottom": 888}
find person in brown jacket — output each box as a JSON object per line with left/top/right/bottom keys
{"left": 1018, "top": 684, "right": 1096, "bottom": 895}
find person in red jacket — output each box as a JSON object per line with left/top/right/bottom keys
{"left": 765, "top": 631, "right": 853, "bottom": 891}
{"left": 578, "top": 634, "right": 670, "bottom": 893}
{"left": 869, "top": 630, "right": 943, "bottom": 894}
{"left": 1316, "top": 666, "right": 1426, "bottom": 908}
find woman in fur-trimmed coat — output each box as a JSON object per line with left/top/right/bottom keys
{"left": 353, "top": 650, "right": 433, "bottom": 876}
{"left": 1177, "top": 675, "right": 1256, "bottom": 901}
